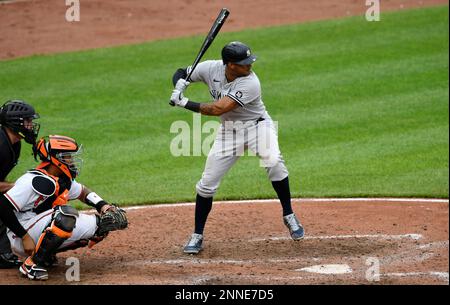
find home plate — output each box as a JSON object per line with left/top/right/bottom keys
{"left": 296, "top": 264, "right": 353, "bottom": 275}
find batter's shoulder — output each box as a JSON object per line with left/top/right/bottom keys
{"left": 190, "top": 60, "right": 223, "bottom": 82}
{"left": 235, "top": 72, "right": 261, "bottom": 90}
{"left": 202, "top": 60, "right": 224, "bottom": 72}
{"left": 197, "top": 60, "right": 222, "bottom": 69}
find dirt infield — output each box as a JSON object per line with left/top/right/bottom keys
{"left": 0, "top": 0, "right": 448, "bottom": 60}
{"left": 0, "top": 198, "right": 448, "bottom": 285}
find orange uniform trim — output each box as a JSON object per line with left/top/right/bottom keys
{"left": 24, "top": 256, "right": 35, "bottom": 265}
{"left": 50, "top": 156, "right": 72, "bottom": 180}
{"left": 52, "top": 190, "right": 69, "bottom": 208}
{"left": 32, "top": 221, "right": 72, "bottom": 255}
{"left": 36, "top": 161, "right": 51, "bottom": 170}
{"left": 34, "top": 232, "right": 46, "bottom": 254}
{"left": 50, "top": 221, "right": 72, "bottom": 239}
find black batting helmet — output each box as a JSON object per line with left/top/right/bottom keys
{"left": 0, "top": 100, "right": 40, "bottom": 144}
{"left": 221, "top": 41, "right": 257, "bottom": 65}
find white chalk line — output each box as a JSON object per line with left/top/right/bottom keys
{"left": 383, "top": 272, "right": 449, "bottom": 282}
{"left": 96, "top": 199, "right": 446, "bottom": 284}
{"left": 122, "top": 197, "right": 448, "bottom": 211}
{"left": 184, "top": 270, "right": 449, "bottom": 284}
{"left": 187, "top": 274, "right": 304, "bottom": 284}
{"left": 185, "top": 272, "right": 449, "bottom": 285}
{"left": 380, "top": 239, "right": 449, "bottom": 266}
{"left": 417, "top": 240, "right": 449, "bottom": 250}
{"left": 249, "top": 233, "right": 423, "bottom": 242}
{"left": 124, "top": 246, "right": 448, "bottom": 284}
{"left": 124, "top": 232, "right": 423, "bottom": 267}
{"left": 123, "top": 232, "right": 446, "bottom": 284}
{"left": 186, "top": 271, "right": 449, "bottom": 283}
{"left": 125, "top": 257, "right": 307, "bottom": 266}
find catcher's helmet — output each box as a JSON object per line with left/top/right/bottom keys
{"left": 0, "top": 100, "right": 40, "bottom": 144}
{"left": 34, "top": 135, "right": 83, "bottom": 180}
{"left": 222, "top": 41, "right": 257, "bottom": 65}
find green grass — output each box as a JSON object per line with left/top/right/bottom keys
{"left": 0, "top": 6, "right": 448, "bottom": 207}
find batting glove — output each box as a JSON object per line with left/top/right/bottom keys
{"left": 175, "top": 78, "right": 190, "bottom": 92}
{"left": 170, "top": 89, "right": 189, "bottom": 107}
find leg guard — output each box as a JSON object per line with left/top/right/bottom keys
{"left": 57, "top": 239, "right": 89, "bottom": 253}
{"left": 32, "top": 206, "right": 78, "bottom": 266}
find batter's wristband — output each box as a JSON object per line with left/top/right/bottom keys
{"left": 185, "top": 101, "right": 200, "bottom": 113}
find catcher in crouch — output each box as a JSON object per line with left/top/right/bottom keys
{"left": 0, "top": 135, "right": 128, "bottom": 280}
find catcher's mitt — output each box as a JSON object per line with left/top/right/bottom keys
{"left": 97, "top": 205, "right": 128, "bottom": 236}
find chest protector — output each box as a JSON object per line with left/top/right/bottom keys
{"left": 29, "top": 162, "right": 72, "bottom": 214}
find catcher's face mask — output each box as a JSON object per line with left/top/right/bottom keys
{"left": 34, "top": 135, "right": 83, "bottom": 179}
{"left": 56, "top": 144, "right": 83, "bottom": 178}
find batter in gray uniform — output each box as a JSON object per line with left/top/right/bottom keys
{"left": 170, "top": 41, "right": 304, "bottom": 254}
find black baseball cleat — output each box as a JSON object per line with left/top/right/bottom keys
{"left": 0, "top": 252, "right": 22, "bottom": 269}
{"left": 19, "top": 257, "right": 48, "bottom": 281}
{"left": 183, "top": 233, "right": 203, "bottom": 254}
{"left": 283, "top": 213, "right": 305, "bottom": 240}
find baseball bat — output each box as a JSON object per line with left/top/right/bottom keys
{"left": 170, "top": 8, "right": 230, "bottom": 106}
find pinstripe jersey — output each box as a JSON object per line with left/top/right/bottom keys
{"left": 188, "top": 60, "right": 269, "bottom": 122}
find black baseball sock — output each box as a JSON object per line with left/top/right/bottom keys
{"left": 271, "top": 176, "right": 294, "bottom": 216}
{"left": 194, "top": 194, "right": 213, "bottom": 235}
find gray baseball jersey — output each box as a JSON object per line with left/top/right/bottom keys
{"left": 189, "top": 61, "right": 288, "bottom": 198}
{"left": 188, "top": 60, "right": 270, "bottom": 122}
